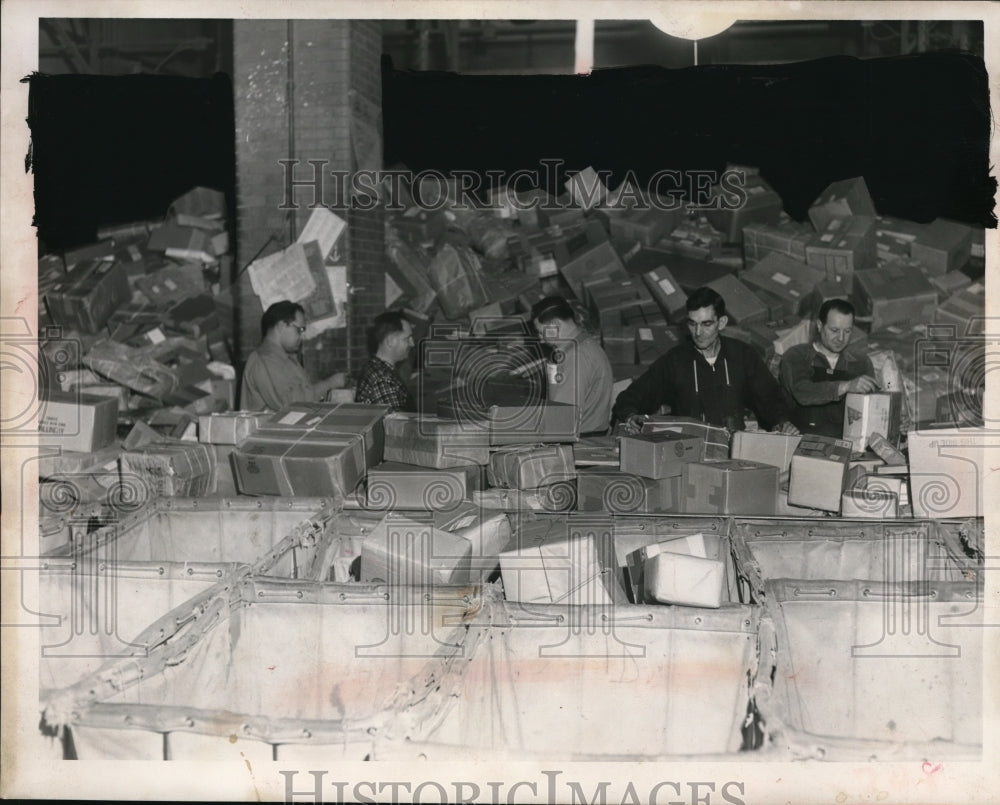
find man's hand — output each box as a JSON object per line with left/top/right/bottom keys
{"left": 772, "top": 420, "right": 800, "bottom": 436}
{"left": 327, "top": 372, "right": 347, "bottom": 390}
{"left": 839, "top": 374, "right": 879, "bottom": 396}
{"left": 621, "top": 414, "right": 647, "bottom": 435}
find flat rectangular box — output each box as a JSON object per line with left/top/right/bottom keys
{"left": 499, "top": 519, "right": 626, "bottom": 606}
{"left": 842, "top": 392, "right": 902, "bottom": 454}
{"left": 730, "top": 430, "right": 802, "bottom": 474}
{"left": 45, "top": 259, "right": 131, "bottom": 333}
{"left": 232, "top": 433, "right": 365, "bottom": 497}
{"left": 907, "top": 428, "right": 999, "bottom": 518}
{"left": 608, "top": 206, "right": 681, "bottom": 246}
{"left": 680, "top": 459, "right": 779, "bottom": 515}
{"left": 704, "top": 181, "right": 783, "bottom": 245}
{"left": 620, "top": 432, "right": 701, "bottom": 479}
{"left": 852, "top": 261, "right": 938, "bottom": 331}
{"left": 705, "top": 273, "right": 769, "bottom": 326}
{"left": 436, "top": 400, "right": 579, "bottom": 445}
{"left": 360, "top": 515, "right": 472, "bottom": 585}
{"left": 488, "top": 444, "right": 576, "bottom": 489}
{"left": 934, "top": 282, "right": 985, "bottom": 334}
{"left": 382, "top": 412, "right": 490, "bottom": 468}
{"left": 643, "top": 551, "right": 725, "bottom": 608}
{"left": 788, "top": 435, "right": 853, "bottom": 512}
{"left": 638, "top": 416, "right": 731, "bottom": 460}
{"left": 635, "top": 324, "right": 681, "bottom": 364}
{"left": 741, "top": 253, "right": 826, "bottom": 318}
{"left": 641, "top": 266, "right": 688, "bottom": 320}
{"left": 840, "top": 466, "right": 900, "bottom": 519}
{"left": 808, "top": 176, "right": 877, "bottom": 231}
{"left": 909, "top": 218, "right": 974, "bottom": 275}
{"left": 119, "top": 442, "right": 217, "bottom": 498}
{"left": 38, "top": 392, "right": 118, "bottom": 454}
{"left": 366, "top": 462, "right": 472, "bottom": 511}
{"left": 742, "top": 220, "right": 813, "bottom": 268}
{"left": 261, "top": 402, "right": 389, "bottom": 469}
{"left": 576, "top": 469, "right": 680, "bottom": 513}
{"left": 198, "top": 412, "right": 267, "bottom": 446}
{"left": 929, "top": 270, "right": 972, "bottom": 301}
{"left": 559, "top": 241, "right": 624, "bottom": 299}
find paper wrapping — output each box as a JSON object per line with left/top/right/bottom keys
{"left": 198, "top": 412, "right": 268, "bottom": 446}
{"left": 487, "top": 444, "right": 576, "bottom": 490}
{"left": 120, "top": 442, "right": 217, "bottom": 497}
{"left": 232, "top": 431, "right": 365, "bottom": 497}
{"left": 382, "top": 412, "right": 490, "bottom": 468}
{"left": 426, "top": 243, "right": 488, "bottom": 319}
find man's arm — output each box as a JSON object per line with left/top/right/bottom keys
{"left": 611, "top": 354, "right": 671, "bottom": 423}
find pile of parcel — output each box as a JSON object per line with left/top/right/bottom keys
{"left": 32, "top": 169, "right": 987, "bottom": 762}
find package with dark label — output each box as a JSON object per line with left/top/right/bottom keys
{"left": 808, "top": 176, "right": 877, "bottom": 231}
{"left": 499, "top": 518, "right": 626, "bottom": 606}
{"left": 620, "top": 431, "right": 701, "bottom": 479}
{"left": 788, "top": 435, "right": 853, "bottom": 512}
{"left": 487, "top": 444, "right": 576, "bottom": 489}
{"left": 366, "top": 461, "right": 474, "bottom": 511}
{"left": 361, "top": 514, "right": 472, "bottom": 585}
{"left": 39, "top": 392, "right": 119, "bottom": 454}
{"left": 577, "top": 468, "right": 680, "bottom": 513}
{"left": 45, "top": 259, "right": 131, "bottom": 334}
{"left": 680, "top": 459, "right": 779, "bottom": 515}
{"left": 851, "top": 261, "right": 937, "bottom": 331}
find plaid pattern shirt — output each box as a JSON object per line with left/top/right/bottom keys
{"left": 355, "top": 357, "right": 413, "bottom": 411}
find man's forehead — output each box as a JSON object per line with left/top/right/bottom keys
{"left": 688, "top": 306, "right": 716, "bottom": 321}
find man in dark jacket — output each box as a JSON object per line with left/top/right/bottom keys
{"left": 778, "top": 298, "right": 877, "bottom": 437}
{"left": 613, "top": 286, "right": 799, "bottom": 435}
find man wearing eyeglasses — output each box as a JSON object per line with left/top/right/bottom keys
{"left": 613, "top": 286, "right": 799, "bottom": 435}
{"left": 240, "top": 300, "right": 346, "bottom": 411}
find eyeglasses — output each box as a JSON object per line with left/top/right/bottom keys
{"left": 286, "top": 321, "right": 307, "bottom": 334}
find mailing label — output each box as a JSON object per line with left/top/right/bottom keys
{"left": 968, "top": 282, "right": 984, "bottom": 293}
{"left": 146, "top": 328, "right": 166, "bottom": 344}
{"left": 278, "top": 411, "right": 308, "bottom": 425}
{"left": 538, "top": 258, "right": 557, "bottom": 276}
{"left": 658, "top": 277, "right": 676, "bottom": 295}
{"left": 747, "top": 185, "right": 766, "bottom": 195}
{"left": 128, "top": 245, "right": 143, "bottom": 262}
{"left": 164, "top": 279, "right": 178, "bottom": 291}
{"left": 639, "top": 328, "right": 653, "bottom": 341}
{"left": 771, "top": 272, "right": 792, "bottom": 285}
{"left": 820, "top": 233, "right": 835, "bottom": 243}
{"left": 828, "top": 219, "right": 843, "bottom": 231}
{"left": 789, "top": 289, "right": 800, "bottom": 297}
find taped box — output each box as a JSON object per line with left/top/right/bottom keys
{"left": 788, "top": 435, "right": 853, "bottom": 512}
{"left": 641, "top": 266, "right": 688, "bottom": 321}
{"left": 232, "top": 432, "right": 366, "bottom": 497}
{"left": 39, "top": 392, "right": 118, "bottom": 454}
{"left": 197, "top": 411, "right": 267, "bottom": 446}
{"left": 620, "top": 432, "right": 701, "bottom": 479}
{"left": 680, "top": 459, "right": 779, "bottom": 515}
{"left": 499, "top": 518, "right": 627, "bottom": 606}
{"left": 740, "top": 253, "right": 825, "bottom": 319}
{"left": 577, "top": 468, "right": 680, "bottom": 514}
{"left": 382, "top": 411, "right": 491, "bottom": 468}
{"left": 909, "top": 218, "right": 974, "bottom": 275}
{"left": 842, "top": 391, "right": 902, "bottom": 454}
{"left": 643, "top": 550, "right": 726, "bottom": 609}
{"left": 487, "top": 444, "right": 576, "bottom": 489}
{"left": 260, "top": 402, "right": 389, "bottom": 469}
{"left": 638, "top": 416, "right": 731, "bottom": 461}
{"left": 705, "top": 273, "right": 769, "bottom": 326}
{"left": 366, "top": 461, "right": 475, "bottom": 511}
{"left": 119, "top": 441, "right": 217, "bottom": 497}
{"left": 741, "top": 220, "right": 813, "bottom": 268}
{"left": 805, "top": 215, "right": 877, "bottom": 282}
{"left": 360, "top": 514, "right": 472, "bottom": 585}
{"left": 433, "top": 502, "right": 512, "bottom": 583}
{"left": 807, "top": 176, "right": 877, "bottom": 231}
{"left": 851, "top": 261, "right": 937, "bottom": 331}
{"left": 45, "top": 259, "right": 130, "bottom": 333}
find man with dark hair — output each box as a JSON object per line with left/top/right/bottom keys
{"left": 355, "top": 310, "right": 415, "bottom": 410}
{"left": 779, "top": 298, "right": 877, "bottom": 437}
{"left": 613, "top": 286, "right": 799, "bottom": 434}
{"left": 240, "top": 300, "right": 345, "bottom": 410}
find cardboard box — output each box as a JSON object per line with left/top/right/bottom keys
{"left": 621, "top": 532, "right": 716, "bottom": 603}
{"left": 134, "top": 263, "right": 207, "bottom": 307}
{"left": 608, "top": 206, "right": 681, "bottom": 246}
{"left": 705, "top": 273, "right": 769, "bottom": 326}
{"left": 602, "top": 328, "right": 637, "bottom": 365}
{"left": 788, "top": 435, "right": 853, "bottom": 512}
{"left": 742, "top": 220, "right": 814, "bottom": 268}
{"left": 427, "top": 244, "right": 488, "bottom": 320}
{"left": 929, "top": 270, "right": 972, "bottom": 302}
{"left": 635, "top": 324, "right": 681, "bottom": 365}
{"left": 909, "top": 218, "right": 974, "bottom": 275}
{"left": 471, "top": 483, "right": 577, "bottom": 512}
{"left": 852, "top": 261, "right": 938, "bottom": 331}
{"left": 730, "top": 430, "right": 802, "bottom": 474}
{"left": 119, "top": 442, "right": 217, "bottom": 497}
{"left": 499, "top": 519, "right": 626, "bottom": 606}
{"left": 261, "top": 402, "right": 389, "bottom": 470}
{"left": 907, "top": 428, "right": 999, "bottom": 518}
{"left": 704, "top": 181, "right": 783, "bottom": 245}
{"left": 577, "top": 469, "right": 680, "bottom": 513}
{"left": 643, "top": 551, "right": 725, "bottom": 608}
{"left": 641, "top": 266, "right": 688, "bottom": 321}
{"left": 638, "top": 416, "right": 731, "bottom": 460}
{"left": 680, "top": 459, "right": 779, "bottom": 515}
{"left": 361, "top": 515, "right": 472, "bottom": 586}
{"left": 808, "top": 177, "right": 877, "bottom": 231}
{"left": 38, "top": 392, "right": 118, "bottom": 454}
{"left": 433, "top": 502, "right": 512, "bottom": 582}
{"left": 934, "top": 282, "right": 985, "bottom": 335}
{"left": 620, "top": 432, "right": 701, "bottom": 479}
{"left": 366, "top": 461, "right": 473, "bottom": 511}
{"left": 437, "top": 400, "right": 578, "bottom": 446}
{"left": 559, "top": 241, "right": 624, "bottom": 299}
{"left": 488, "top": 444, "right": 576, "bottom": 489}
{"left": 44, "top": 259, "right": 131, "bottom": 334}
{"left": 392, "top": 208, "right": 446, "bottom": 245}
{"left": 741, "top": 254, "right": 826, "bottom": 319}
{"left": 198, "top": 412, "right": 267, "bottom": 446}
{"left": 805, "top": 215, "right": 877, "bottom": 284}
{"left": 382, "top": 412, "right": 490, "bottom": 468}
{"left": 842, "top": 392, "right": 903, "bottom": 453}
{"left": 840, "top": 465, "right": 899, "bottom": 519}
{"left": 167, "top": 294, "right": 220, "bottom": 338}
{"left": 232, "top": 432, "right": 366, "bottom": 497}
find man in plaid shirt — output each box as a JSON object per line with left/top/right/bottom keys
{"left": 355, "top": 310, "right": 415, "bottom": 411}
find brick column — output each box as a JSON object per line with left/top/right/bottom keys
{"left": 232, "top": 19, "right": 385, "bottom": 377}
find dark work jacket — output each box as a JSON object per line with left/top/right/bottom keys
{"left": 778, "top": 343, "right": 875, "bottom": 438}
{"left": 612, "top": 336, "right": 792, "bottom": 431}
